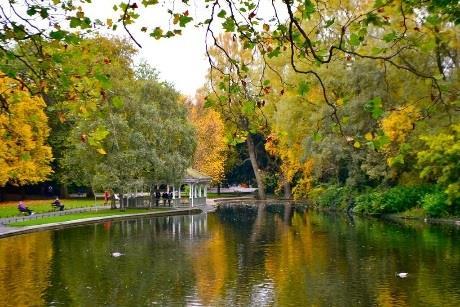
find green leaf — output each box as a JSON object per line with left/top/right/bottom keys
{"left": 297, "top": 80, "right": 310, "bottom": 96}
{"left": 222, "top": 18, "right": 236, "bottom": 32}
{"left": 69, "top": 17, "right": 81, "bottom": 28}
{"left": 426, "top": 15, "right": 441, "bottom": 26}
{"left": 383, "top": 31, "right": 398, "bottom": 43}
{"left": 26, "top": 7, "right": 37, "bottom": 16}
{"left": 40, "top": 8, "right": 49, "bottom": 19}
{"left": 267, "top": 46, "right": 281, "bottom": 58}
{"left": 50, "top": 30, "right": 67, "bottom": 40}
{"left": 111, "top": 96, "right": 124, "bottom": 109}
{"left": 204, "top": 97, "right": 214, "bottom": 108}
{"left": 217, "top": 9, "right": 227, "bottom": 18}
{"left": 324, "top": 18, "right": 335, "bottom": 28}
{"left": 349, "top": 33, "right": 361, "bottom": 46}
{"left": 313, "top": 132, "right": 322, "bottom": 142}
{"left": 303, "top": 0, "right": 316, "bottom": 19}
{"left": 150, "top": 27, "right": 163, "bottom": 39}
{"left": 242, "top": 100, "right": 255, "bottom": 115}
{"left": 88, "top": 126, "right": 110, "bottom": 147}
{"left": 95, "top": 73, "right": 112, "bottom": 89}
{"left": 365, "top": 97, "right": 384, "bottom": 119}
{"left": 179, "top": 15, "right": 193, "bottom": 27}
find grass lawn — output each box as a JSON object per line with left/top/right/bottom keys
{"left": 8, "top": 208, "right": 169, "bottom": 227}
{"left": 0, "top": 199, "right": 103, "bottom": 218}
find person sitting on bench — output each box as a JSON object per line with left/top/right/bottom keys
{"left": 18, "top": 201, "right": 34, "bottom": 215}
{"left": 51, "top": 197, "right": 65, "bottom": 211}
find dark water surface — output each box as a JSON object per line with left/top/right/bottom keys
{"left": 1, "top": 204, "right": 459, "bottom": 306}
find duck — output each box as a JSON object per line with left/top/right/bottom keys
{"left": 396, "top": 272, "right": 408, "bottom": 278}
{"left": 111, "top": 252, "right": 124, "bottom": 257}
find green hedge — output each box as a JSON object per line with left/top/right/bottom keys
{"left": 309, "top": 184, "right": 353, "bottom": 209}
{"left": 353, "top": 185, "right": 435, "bottom": 215}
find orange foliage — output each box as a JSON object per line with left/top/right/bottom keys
{"left": 189, "top": 96, "right": 227, "bottom": 185}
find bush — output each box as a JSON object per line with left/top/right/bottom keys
{"left": 354, "top": 190, "right": 383, "bottom": 215}
{"left": 353, "top": 185, "right": 435, "bottom": 215}
{"left": 421, "top": 191, "right": 449, "bottom": 218}
{"left": 309, "top": 184, "right": 352, "bottom": 209}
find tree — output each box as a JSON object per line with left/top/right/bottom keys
{"left": 417, "top": 124, "right": 460, "bottom": 205}
{"left": 188, "top": 92, "right": 227, "bottom": 186}
{"left": 206, "top": 33, "right": 269, "bottom": 199}
{"left": 0, "top": 76, "right": 52, "bottom": 186}
{"left": 61, "top": 71, "right": 196, "bottom": 196}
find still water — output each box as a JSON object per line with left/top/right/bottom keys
{"left": 0, "top": 203, "right": 459, "bottom": 306}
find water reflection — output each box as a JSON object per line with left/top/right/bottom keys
{"left": 0, "top": 205, "right": 459, "bottom": 306}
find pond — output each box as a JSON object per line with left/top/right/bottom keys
{"left": 0, "top": 203, "right": 459, "bottom": 306}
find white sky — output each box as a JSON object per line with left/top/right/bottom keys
{"left": 83, "top": 1, "right": 211, "bottom": 98}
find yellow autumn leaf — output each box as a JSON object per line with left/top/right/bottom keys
{"left": 354, "top": 141, "right": 361, "bottom": 148}
{"left": 364, "top": 132, "right": 373, "bottom": 141}
{"left": 97, "top": 148, "right": 107, "bottom": 155}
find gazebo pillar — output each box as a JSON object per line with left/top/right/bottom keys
{"left": 198, "top": 184, "right": 202, "bottom": 197}
{"left": 204, "top": 185, "right": 207, "bottom": 197}
{"left": 189, "top": 183, "right": 194, "bottom": 207}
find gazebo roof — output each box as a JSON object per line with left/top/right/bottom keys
{"left": 182, "top": 168, "right": 212, "bottom": 184}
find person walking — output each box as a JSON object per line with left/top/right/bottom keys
{"left": 104, "top": 190, "right": 110, "bottom": 205}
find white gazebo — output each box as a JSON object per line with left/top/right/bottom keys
{"left": 173, "top": 168, "right": 212, "bottom": 208}
{"left": 122, "top": 168, "right": 212, "bottom": 209}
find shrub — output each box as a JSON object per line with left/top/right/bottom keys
{"left": 309, "top": 184, "right": 352, "bottom": 209}
{"left": 421, "top": 191, "right": 449, "bottom": 218}
{"left": 353, "top": 185, "right": 435, "bottom": 215}
{"left": 353, "top": 190, "right": 383, "bottom": 215}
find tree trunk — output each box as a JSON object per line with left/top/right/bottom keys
{"left": 60, "top": 184, "right": 69, "bottom": 198}
{"left": 283, "top": 181, "right": 292, "bottom": 199}
{"left": 246, "top": 134, "right": 266, "bottom": 200}
{"left": 217, "top": 183, "right": 221, "bottom": 195}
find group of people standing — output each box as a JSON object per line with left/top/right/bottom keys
{"left": 103, "top": 190, "right": 174, "bottom": 208}
{"left": 154, "top": 191, "right": 173, "bottom": 207}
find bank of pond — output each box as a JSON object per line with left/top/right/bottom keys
{"left": 304, "top": 184, "right": 459, "bottom": 220}
{"left": 0, "top": 202, "right": 459, "bottom": 306}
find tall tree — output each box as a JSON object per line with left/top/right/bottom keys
{"left": 61, "top": 70, "right": 196, "bottom": 195}
{"left": 188, "top": 92, "right": 227, "bottom": 186}
{"left": 206, "top": 33, "right": 269, "bottom": 199}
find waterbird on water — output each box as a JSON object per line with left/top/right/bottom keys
{"left": 396, "top": 272, "right": 408, "bottom": 278}
{"left": 111, "top": 252, "right": 124, "bottom": 257}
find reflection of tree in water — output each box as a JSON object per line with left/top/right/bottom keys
{"left": 0, "top": 232, "right": 53, "bottom": 306}
{"left": 1, "top": 209, "right": 459, "bottom": 306}
{"left": 40, "top": 216, "right": 206, "bottom": 306}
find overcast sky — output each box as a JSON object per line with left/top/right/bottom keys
{"left": 83, "top": 1, "right": 211, "bottom": 98}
